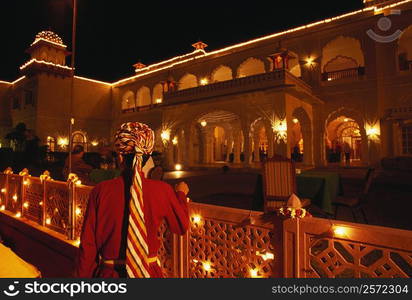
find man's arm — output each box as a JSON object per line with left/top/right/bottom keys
{"left": 74, "top": 187, "right": 99, "bottom": 277}
{"left": 164, "top": 183, "right": 189, "bottom": 235}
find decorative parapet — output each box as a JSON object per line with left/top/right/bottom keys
{"left": 164, "top": 70, "right": 315, "bottom": 104}
{"left": 385, "top": 106, "right": 412, "bottom": 120}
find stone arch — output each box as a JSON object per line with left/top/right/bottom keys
{"left": 136, "top": 86, "right": 151, "bottom": 107}
{"left": 321, "top": 36, "right": 365, "bottom": 72}
{"left": 397, "top": 25, "right": 412, "bottom": 70}
{"left": 72, "top": 130, "right": 88, "bottom": 152}
{"left": 152, "top": 83, "right": 163, "bottom": 104}
{"left": 121, "top": 90, "right": 135, "bottom": 112}
{"left": 324, "top": 107, "right": 368, "bottom": 165}
{"left": 178, "top": 73, "right": 198, "bottom": 90}
{"left": 292, "top": 107, "right": 313, "bottom": 165}
{"left": 211, "top": 65, "right": 233, "bottom": 82}
{"left": 237, "top": 57, "right": 266, "bottom": 78}
{"left": 250, "top": 117, "right": 269, "bottom": 162}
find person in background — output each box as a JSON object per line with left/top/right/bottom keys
{"left": 343, "top": 141, "right": 351, "bottom": 166}
{"left": 75, "top": 122, "right": 189, "bottom": 278}
{"left": 63, "top": 145, "right": 93, "bottom": 185}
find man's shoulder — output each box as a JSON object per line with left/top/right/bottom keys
{"left": 144, "top": 178, "right": 172, "bottom": 192}
{"left": 93, "top": 176, "right": 123, "bottom": 193}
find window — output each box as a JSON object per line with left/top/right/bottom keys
{"left": 25, "top": 90, "right": 34, "bottom": 106}
{"left": 402, "top": 126, "right": 412, "bottom": 154}
{"left": 12, "top": 97, "right": 20, "bottom": 110}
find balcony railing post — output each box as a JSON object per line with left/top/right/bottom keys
{"left": 42, "top": 180, "right": 47, "bottom": 227}
{"left": 68, "top": 182, "right": 76, "bottom": 240}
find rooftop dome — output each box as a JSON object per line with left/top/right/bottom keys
{"left": 33, "top": 31, "right": 64, "bottom": 45}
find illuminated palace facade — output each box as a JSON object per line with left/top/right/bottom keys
{"left": 1, "top": 0, "right": 412, "bottom": 169}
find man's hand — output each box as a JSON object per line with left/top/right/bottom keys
{"left": 175, "top": 181, "right": 189, "bottom": 196}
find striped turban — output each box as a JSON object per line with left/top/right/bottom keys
{"left": 114, "top": 122, "right": 154, "bottom": 169}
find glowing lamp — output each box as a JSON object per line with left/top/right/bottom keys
{"left": 1, "top": 188, "right": 6, "bottom": 193}
{"left": 15, "top": 212, "right": 21, "bottom": 218}
{"left": 91, "top": 141, "right": 99, "bottom": 147}
{"left": 23, "top": 202, "right": 29, "bottom": 209}
{"left": 192, "top": 214, "right": 202, "bottom": 224}
{"left": 305, "top": 57, "right": 315, "bottom": 68}
{"left": 12, "top": 195, "right": 18, "bottom": 202}
{"left": 175, "top": 164, "right": 182, "bottom": 171}
{"left": 161, "top": 130, "right": 170, "bottom": 142}
{"left": 203, "top": 262, "right": 211, "bottom": 272}
{"left": 200, "top": 78, "right": 209, "bottom": 85}
{"left": 75, "top": 239, "right": 81, "bottom": 247}
{"left": 367, "top": 127, "right": 379, "bottom": 137}
{"left": 76, "top": 207, "right": 82, "bottom": 216}
{"left": 262, "top": 252, "right": 274, "bottom": 261}
{"left": 39, "top": 201, "right": 43, "bottom": 206}
{"left": 200, "top": 120, "right": 207, "bottom": 127}
{"left": 344, "top": 118, "right": 349, "bottom": 122}
{"left": 46, "top": 217, "right": 51, "bottom": 225}
{"left": 172, "top": 137, "right": 178, "bottom": 145}
{"left": 333, "top": 226, "right": 346, "bottom": 236}
{"left": 272, "top": 121, "right": 287, "bottom": 143}
{"left": 23, "top": 180, "right": 30, "bottom": 186}
{"left": 250, "top": 269, "right": 259, "bottom": 278}
{"left": 292, "top": 118, "right": 299, "bottom": 124}
{"left": 75, "top": 180, "right": 82, "bottom": 186}
{"left": 58, "top": 137, "right": 69, "bottom": 147}
{"left": 0, "top": 205, "right": 5, "bottom": 211}
{"left": 155, "top": 98, "right": 162, "bottom": 104}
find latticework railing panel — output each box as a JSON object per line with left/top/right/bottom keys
{"left": 157, "top": 220, "right": 175, "bottom": 277}
{"left": 74, "top": 185, "right": 93, "bottom": 240}
{"left": 6, "top": 175, "right": 22, "bottom": 214}
{"left": 0, "top": 174, "right": 7, "bottom": 208}
{"left": 187, "top": 203, "right": 278, "bottom": 278}
{"left": 23, "top": 178, "right": 43, "bottom": 224}
{"left": 44, "top": 181, "right": 70, "bottom": 235}
{"left": 308, "top": 237, "right": 412, "bottom": 278}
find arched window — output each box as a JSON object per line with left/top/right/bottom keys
{"left": 237, "top": 58, "right": 265, "bottom": 78}
{"left": 178, "top": 74, "right": 198, "bottom": 90}
{"left": 398, "top": 25, "right": 412, "bottom": 71}
{"left": 121, "top": 91, "right": 135, "bottom": 113}
{"left": 321, "top": 36, "right": 365, "bottom": 81}
{"left": 46, "top": 136, "right": 56, "bottom": 152}
{"left": 136, "top": 86, "right": 151, "bottom": 107}
{"left": 211, "top": 65, "right": 233, "bottom": 82}
{"left": 72, "top": 131, "right": 87, "bottom": 151}
{"left": 152, "top": 83, "right": 163, "bottom": 104}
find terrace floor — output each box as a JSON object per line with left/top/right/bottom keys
{"left": 164, "top": 166, "right": 412, "bottom": 231}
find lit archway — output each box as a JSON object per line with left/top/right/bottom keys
{"left": 237, "top": 57, "right": 265, "bottom": 78}
{"left": 72, "top": 131, "right": 87, "bottom": 152}
{"left": 136, "top": 86, "right": 151, "bottom": 107}
{"left": 121, "top": 90, "right": 135, "bottom": 113}
{"left": 211, "top": 65, "right": 233, "bottom": 82}
{"left": 292, "top": 107, "right": 313, "bottom": 165}
{"left": 152, "top": 83, "right": 163, "bottom": 104}
{"left": 178, "top": 73, "right": 198, "bottom": 90}
{"left": 398, "top": 25, "right": 412, "bottom": 70}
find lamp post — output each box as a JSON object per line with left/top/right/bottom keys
{"left": 68, "top": 0, "right": 78, "bottom": 175}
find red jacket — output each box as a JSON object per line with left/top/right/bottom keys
{"left": 75, "top": 174, "right": 189, "bottom": 277}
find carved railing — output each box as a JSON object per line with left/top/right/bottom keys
{"left": 283, "top": 217, "right": 412, "bottom": 278}
{"left": 322, "top": 67, "right": 365, "bottom": 82}
{"left": 164, "top": 70, "right": 312, "bottom": 104}
{"left": 1, "top": 169, "right": 412, "bottom": 278}
{"left": 181, "top": 202, "right": 282, "bottom": 278}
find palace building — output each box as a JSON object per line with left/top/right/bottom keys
{"left": 1, "top": 0, "right": 412, "bottom": 169}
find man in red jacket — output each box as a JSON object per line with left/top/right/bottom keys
{"left": 75, "top": 122, "right": 189, "bottom": 278}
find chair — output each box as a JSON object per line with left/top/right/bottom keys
{"left": 332, "top": 168, "right": 375, "bottom": 223}
{"left": 262, "top": 155, "right": 310, "bottom": 212}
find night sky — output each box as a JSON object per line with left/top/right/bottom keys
{"left": 0, "top": 0, "right": 363, "bottom": 83}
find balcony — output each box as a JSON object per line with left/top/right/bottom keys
{"left": 321, "top": 67, "right": 365, "bottom": 82}
{"left": 385, "top": 106, "right": 412, "bottom": 120}
{"left": 164, "top": 69, "right": 321, "bottom": 105}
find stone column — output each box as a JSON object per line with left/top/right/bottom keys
{"left": 184, "top": 124, "right": 193, "bottom": 167}
{"left": 253, "top": 134, "right": 260, "bottom": 162}
{"left": 233, "top": 128, "right": 241, "bottom": 164}
{"left": 242, "top": 122, "right": 252, "bottom": 166}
